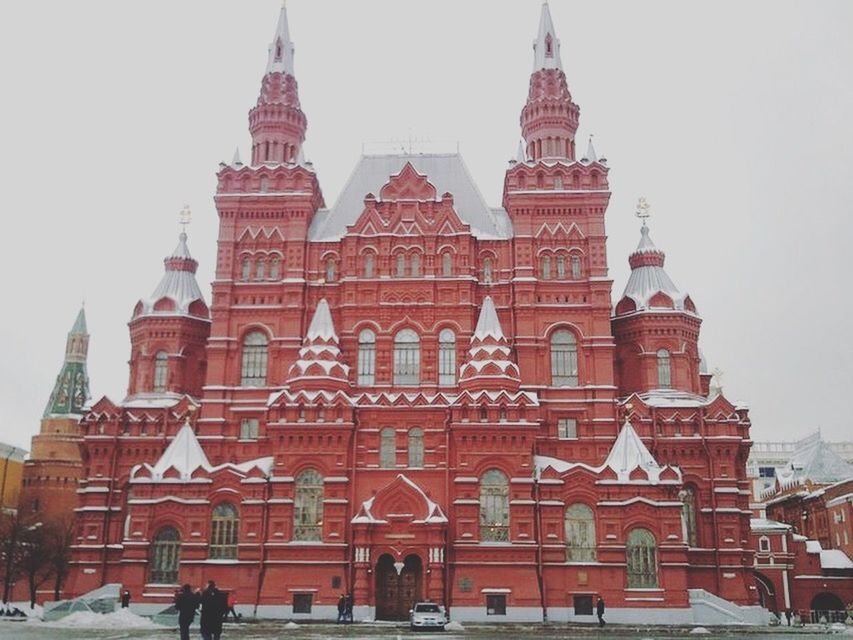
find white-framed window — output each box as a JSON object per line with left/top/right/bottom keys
{"left": 480, "top": 469, "right": 509, "bottom": 542}
{"left": 380, "top": 427, "right": 396, "bottom": 468}
{"left": 240, "top": 418, "right": 259, "bottom": 440}
{"left": 241, "top": 331, "right": 268, "bottom": 386}
{"left": 408, "top": 428, "right": 424, "bottom": 468}
{"left": 551, "top": 330, "right": 578, "bottom": 386}
{"left": 293, "top": 469, "right": 323, "bottom": 541}
{"left": 364, "top": 253, "right": 375, "bottom": 278}
{"left": 626, "top": 528, "right": 658, "bottom": 588}
{"left": 255, "top": 257, "right": 265, "bottom": 280}
{"left": 438, "top": 329, "right": 456, "bottom": 386}
{"left": 657, "top": 349, "right": 672, "bottom": 389}
{"left": 209, "top": 503, "right": 239, "bottom": 559}
{"left": 411, "top": 254, "right": 421, "bottom": 277}
{"left": 150, "top": 527, "right": 181, "bottom": 584}
{"left": 393, "top": 329, "right": 420, "bottom": 385}
{"left": 556, "top": 255, "right": 566, "bottom": 279}
{"left": 241, "top": 257, "right": 251, "bottom": 280}
{"left": 442, "top": 252, "right": 452, "bottom": 277}
{"left": 541, "top": 255, "right": 551, "bottom": 280}
{"left": 557, "top": 418, "right": 577, "bottom": 439}
{"left": 483, "top": 257, "right": 493, "bottom": 283}
{"left": 357, "top": 329, "right": 376, "bottom": 386}
{"left": 395, "top": 254, "right": 406, "bottom": 278}
{"left": 565, "top": 503, "right": 596, "bottom": 561}
{"left": 153, "top": 351, "right": 168, "bottom": 393}
{"left": 269, "top": 257, "right": 280, "bottom": 280}
{"left": 571, "top": 254, "right": 582, "bottom": 279}
{"left": 758, "top": 536, "right": 770, "bottom": 552}
{"left": 325, "top": 258, "right": 336, "bottom": 282}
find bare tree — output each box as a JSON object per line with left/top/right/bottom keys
{"left": 0, "top": 512, "right": 27, "bottom": 606}
{"left": 19, "top": 522, "right": 54, "bottom": 609}
{"left": 47, "top": 518, "right": 75, "bottom": 601}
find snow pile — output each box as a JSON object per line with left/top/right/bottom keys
{"left": 283, "top": 621, "right": 300, "bottom": 629}
{"left": 689, "top": 627, "right": 711, "bottom": 634}
{"left": 43, "top": 609, "right": 164, "bottom": 629}
{"left": 444, "top": 620, "right": 465, "bottom": 631}
{"left": 4, "top": 602, "right": 43, "bottom": 618}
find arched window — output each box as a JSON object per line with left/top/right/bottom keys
{"left": 293, "top": 469, "right": 323, "bottom": 541}
{"left": 565, "top": 504, "right": 596, "bottom": 562}
{"left": 380, "top": 427, "right": 396, "bottom": 468}
{"left": 269, "top": 257, "right": 280, "bottom": 280}
{"left": 571, "top": 255, "right": 582, "bottom": 280}
{"left": 657, "top": 349, "right": 672, "bottom": 389}
{"left": 483, "top": 257, "right": 493, "bottom": 283}
{"left": 259, "top": 176, "right": 269, "bottom": 193}
{"left": 556, "top": 255, "right": 566, "bottom": 280}
{"left": 364, "top": 253, "right": 375, "bottom": 278}
{"left": 255, "top": 257, "right": 265, "bottom": 281}
{"left": 438, "top": 329, "right": 456, "bottom": 386}
{"left": 480, "top": 470, "right": 509, "bottom": 542}
{"left": 153, "top": 351, "right": 168, "bottom": 393}
{"left": 626, "top": 528, "right": 658, "bottom": 588}
{"left": 325, "top": 258, "right": 336, "bottom": 282}
{"left": 551, "top": 330, "right": 578, "bottom": 386}
{"left": 681, "top": 486, "right": 698, "bottom": 547}
{"left": 150, "top": 526, "right": 181, "bottom": 584}
{"left": 395, "top": 253, "right": 406, "bottom": 278}
{"left": 411, "top": 254, "right": 421, "bottom": 277}
{"left": 357, "top": 329, "right": 376, "bottom": 386}
{"left": 541, "top": 255, "right": 552, "bottom": 280}
{"left": 241, "top": 331, "right": 268, "bottom": 386}
{"left": 554, "top": 175, "right": 563, "bottom": 190}
{"left": 209, "top": 503, "right": 239, "bottom": 559}
{"left": 241, "top": 258, "right": 251, "bottom": 280}
{"left": 442, "top": 252, "right": 452, "bottom": 277}
{"left": 393, "top": 329, "right": 420, "bottom": 385}
{"left": 408, "top": 428, "right": 424, "bottom": 468}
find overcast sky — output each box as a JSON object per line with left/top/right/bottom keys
{"left": 0, "top": 1, "right": 851, "bottom": 451}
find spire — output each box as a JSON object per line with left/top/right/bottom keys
{"left": 459, "top": 296, "right": 520, "bottom": 391}
{"left": 134, "top": 231, "right": 209, "bottom": 319}
{"left": 287, "top": 299, "right": 349, "bottom": 389}
{"left": 266, "top": 1, "right": 295, "bottom": 76}
{"left": 582, "top": 136, "right": 597, "bottom": 163}
{"left": 44, "top": 307, "right": 91, "bottom": 417}
{"left": 472, "top": 296, "right": 505, "bottom": 342}
{"left": 231, "top": 147, "right": 242, "bottom": 167}
{"left": 516, "top": 139, "right": 527, "bottom": 164}
{"left": 601, "top": 420, "right": 678, "bottom": 484}
{"left": 305, "top": 298, "right": 338, "bottom": 342}
{"left": 533, "top": 2, "right": 563, "bottom": 71}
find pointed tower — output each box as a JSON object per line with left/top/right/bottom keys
{"left": 520, "top": 2, "right": 580, "bottom": 161}
{"left": 249, "top": 2, "right": 306, "bottom": 165}
{"left": 459, "top": 297, "right": 521, "bottom": 392}
{"left": 612, "top": 221, "right": 703, "bottom": 396}
{"left": 44, "top": 307, "right": 91, "bottom": 417}
{"left": 286, "top": 299, "right": 350, "bottom": 392}
{"left": 128, "top": 231, "right": 211, "bottom": 399}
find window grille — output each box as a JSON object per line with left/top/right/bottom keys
{"left": 557, "top": 418, "right": 577, "bottom": 439}
{"left": 557, "top": 255, "right": 566, "bottom": 279}
{"left": 626, "top": 528, "right": 658, "bottom": 588}
{"left": 657, "top": 349, "right": 672, "bottom": 389}
{"left": 269, "top": 257, "right": 280, "bottom": 280}
{"left": 393, "top": 329, "right": 420, "bottom": 385}
{"left": 550, "top": 330, "right": 578, "bottom": 386}
{"left": 571, "top": 255, "right": 582, "bottom": 279}
{"left": 380, "top": 428, "right": 396, "bottom": 468}
{"left": 483, "top": 258, "right": 493, "bottom": 283}
{"left": 153, "top": 351, "right": 168, "bottom": 393}
{"left": 438, "top": 329, "right": 456, "bottom": 386}
{"left": 565, "top": 503, "right": 596, "bottom": 561}
{"left": 681, "top": 486, "right": 698, "bottom": 547}
{"left": 241, "top": 258, "right": 251, "bottom": 280}
{"left": 240, "top": 418, "right": 259, "bottom": 440}
{"left": 256, "top": 258, "right": 265, "bottom": 280}
{"left": 480, "top": 469, "right": 509, "bottom": 542}
{"left": 209, "top": 503, "right": 239, "bottom": 559}
{"left": 293, "top": 469, "right": 323, "bottom": 541}
{"left": 486, "top": 595, "right": 506, "bottom": 615}
{"left": 364, "top": 253, "right": 374, "bottom": 278}
{"left": 357, "top": 329, "right": 376, "bottom": 385}
{"left": 408, "top": 428, "right": 424, "bottom": 468}
{"left": 241, "top": 331, "right": 268, "bottom": 386}
{"left": 396, "top": 254, "right": 406, "bottom": 277}
{"left": 292, "top": 593, "right": 313, "bottom": 614}
{"left": 542, "top": 255, "right": 551, "bottom": 280}
{"left": 150, "top": 527, "right": 181, "bottom": 584}
{"left": 325, "top": 259, "right": 336, "bottom": 282}
{"left": 442, "top": 252, "right": 452, "bottom": 276}
{"left": 411, "top": 254, "right": 421, "bottom": 277}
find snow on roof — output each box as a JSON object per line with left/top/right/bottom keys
{"left": 775, "top": 433, "right": 853, "bottom": 486}
{"left": 750, "top": 518, "right": 791, "bottom": 532}
{"left": 307, "top": 154, "right": 512, "bottom": 241}
{"left": 265, "top": 2, "right": 295, "bottom": 76}
{"left": 137, "top": 233, "right": 208, "bottom": 318}
{"left": 820, "top": 549, "right": 853, "bottom": 570}
{"left": 352, "top": 474, "right": 448, "bottom": 525}
{"left": 306, "top": 299, "right": 337, "bottom": 342}
{"left": 533, "top": 2, "right": 563, "bottom": 71}
{"left": 805, "top": 540, "right": 822, "bottom": 554}
{"left": 121, "top": 393, "right": 184, "bottom": 409}
{"left": 635, "top": 389, "right": 711, "bottom": 408}
{"left": 473, "top": 296, "right": 505, "bottom": 341}
{"left": 619, "top": 225, "right": 693, "bottom": 314}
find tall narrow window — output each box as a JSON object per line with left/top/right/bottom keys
{"left": 657, "top": 349, "right": 672, "bottom": 389}
{"left": 626, "top": 528, "right": 658, "bottom": 588}
{"left": 241, "top": 331, "right": 268, "bottom": 386}
{"left": 364, "top": 253, "right": 375, "bottom": 278}
{"left": 269, "top": 257, "right": 280, "bottom": 280}
{"left": 480, "top": 469, "right": 509, "bottom": 542}
{"left": 209, "top": 503, "right": 239, "bottom": 559}
{"left": 681, "top": 486, "right": 698, "bottom": 547}
{"left": 150, "top": 527, "right": 181, "bottom": 584}
{"left": 380, "top": 428, "right": 396, "bottom": 468}
{"left": 542, "top": 255, "right": 552, "bottom": 280}
{"left": 556, "top": 255, "right": 566, "bottom": 279}
{"left": 357, "top": 329, "right": 376, "bottom": 386}
{"left": 241, "top": 258, "right": 251, "bottom": 281}
{"left": 554, "top": 175, "right": 563, "bottom": 190}
{"left": 551, "top": 330, "right": 578, "bottom": 386}
{"left": 411, "top": 254, "right": 421, "bottom": 277}
{"left": 438, "top": 329, "right": 456, "bottom": 386}
{"left": 240, "top": 418, "right": 259, "bottom": 440}
{"left": 293, "top": 469, "right": 323, "bottom": 542}
{"left": 557, "top": 418, "right": 577, "bottom": 439}
{"left": 153, "top": 351, "right": 168, "bottom": 393}
{"left": 408, "top": 428, "right": 424, "bottom": 468}
{"left": 325, "top": 258, "right": 336, "bottom": 282}
{"left": 256, "top": 258, "right": 265, "bottom": 281}
{"left": 571, "top": 255, "right": 582, "bottom": 280}
{"left": 396, "top": 254, "right": 406, "bottom": 278}
{"left": 483, "top": 258, "right": 493, "bottom": 283}
{"left": 442, "top": 252, "right": 452, "bottom": 277}
{"left": 565, "top": 503, "right": 596, "bottom": 561}
{"left": 393, "top": 329, "right": 420, "bottom": 385}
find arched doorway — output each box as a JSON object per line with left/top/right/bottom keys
{"left": 753, "top": 572, "right": 778, "bottom": 614}
{"left": 810, "top": 592, "right": 846, "bottom": 623}
{"left": 375, "top": 553, "right": 423, "bottom": 620}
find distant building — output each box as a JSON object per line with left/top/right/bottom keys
{"left": 19, "top": 308, "right": 90, "bottom": 522}
{"left": 0, "top": 442, "right": 27, "bottom": 514}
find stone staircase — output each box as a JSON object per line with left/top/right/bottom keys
{"left": 688, "top": 589, "right": 771, "bottom": 625}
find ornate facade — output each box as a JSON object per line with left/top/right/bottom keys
{"left": 67, "top": 4, "right": 761, "bottom": 623}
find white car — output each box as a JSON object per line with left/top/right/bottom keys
{"left": 409, "top": 601, "right": 447, "bottom": 630}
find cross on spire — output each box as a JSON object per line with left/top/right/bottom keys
{"left": 635, "top": 197, "right": 651, "bottom": 227}
{"left": 179, "top": 204, "right": 192, "bottom": 233}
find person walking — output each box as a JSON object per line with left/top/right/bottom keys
{"left": 785, "top": 609, "right": 792, "bottom": 626}
{"left": 336, "top": 594, "right": 346, "bottom": 623}
{"left": 225, "top": 591, "right": 240, "bottom": 622}
{"left": 344, "top": 592, "right": 353, "bottom": 623}
{"left": 175, "top": 584, "right": 200, "bottom": 640}
{"left": 596, "top": 596, "right": 606, "bottom": 628}
{"left": 200, "top": 581, "right": 227, "bottom": 640}
{"left": 120, "top": 590, "right": 131, "bottom": 608}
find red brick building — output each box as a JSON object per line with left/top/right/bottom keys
{"left": 66, "top": 4, "right": 764, "bottom": 623}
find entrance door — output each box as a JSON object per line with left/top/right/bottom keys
{"left": 375, "top": 554, "right": 423, "bottom": 620}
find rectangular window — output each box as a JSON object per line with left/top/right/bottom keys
{"left": 573, "top": 595, "right": 593, "bottom": 616}
{"left": 358, "top": 343, "right": 376, "bottom": 386}
{"left": 557, "top": 418, "right": 577, "bottom": 439}
{"left": 758, "top": 466, "right": 776, "bottom": 479}
{"left": 438, "top": 345, "right": 456, "bottom": 386}
{"left": 240, "top": 418, "right": 259, "bottom": 440}
{"left": 486, "top": 595, "right": 506, "bottom": 616}
{"left": 292, "top": 593, "right": 313, "bottom": 614}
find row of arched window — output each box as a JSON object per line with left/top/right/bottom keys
{"left": 238, "top": 328, "right": 580, "bottom": 388}
{"left": 240, "top": 255, "right": 282, "bottom": 282}
{"left": 540, "top": 254, "right": 582, "bottom": 280}
{"left": 379, "top": 427, "right": 424, "bottom": 468}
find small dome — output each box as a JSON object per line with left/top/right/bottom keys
{"left": 134, "top": 232, "right": 209, "bottom": 320}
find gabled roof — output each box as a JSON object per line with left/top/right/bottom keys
{"left": 776, "top": 432, "right": 853, "bottom": 486}
{"left": 352, "top": 474, "right": 447, "bottom": 525}
{"left": 307, "top": 154, "right": 512, "bottom": 241}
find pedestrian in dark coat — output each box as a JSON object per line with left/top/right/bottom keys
{"left": 785, "top": 609, "right": 792, "bottom": 626}
{"left": 175, "top": 584, "right": 200, "bottom": 640}
{"left": 120, "top": 590, "right": 131, "bottom": 608}
{"left": 596, "top": 596, "right": 606, "bottom": 627}
{"left": 336, "top": 594, "right": 346, "bottom": 623}
{"left": 200, "top": 581, "right": 227, "bottom": 640}
{"left": 344, "top": 592, "right": 353, "bottom": 623}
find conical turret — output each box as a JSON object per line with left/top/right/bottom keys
{"left": 287, "top": 299, "right": 350, "bottom": 390}
{"left": 44, "top": 306, "right": 91, "bottom": 416}
{"left": 133, "top": 232, "right": 209, "bottom": 319}
{"left": 459, "top": 297, "right": 520, "bottom": 391}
